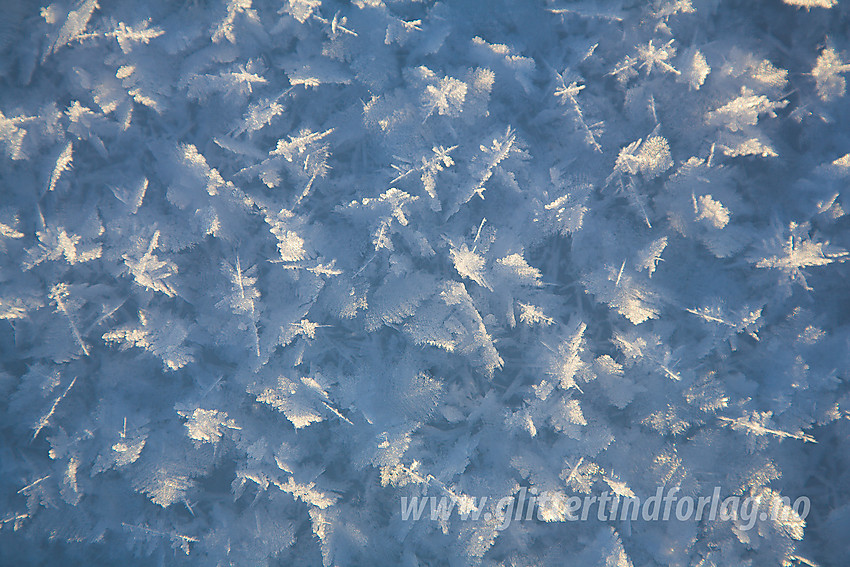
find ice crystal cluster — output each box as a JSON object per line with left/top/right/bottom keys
{"left": 1, "top": 1, "right": 850, "bottom": 565}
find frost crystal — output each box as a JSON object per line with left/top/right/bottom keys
{"left": 1, "top": 2, "right": 846, "bottom": 566}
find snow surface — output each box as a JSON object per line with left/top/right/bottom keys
{"left": 1, "top": 0, "right": 850, "bottom": 565}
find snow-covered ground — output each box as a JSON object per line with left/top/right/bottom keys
{"left": 1, "top": 1, "right": 849, "bottom": 565}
